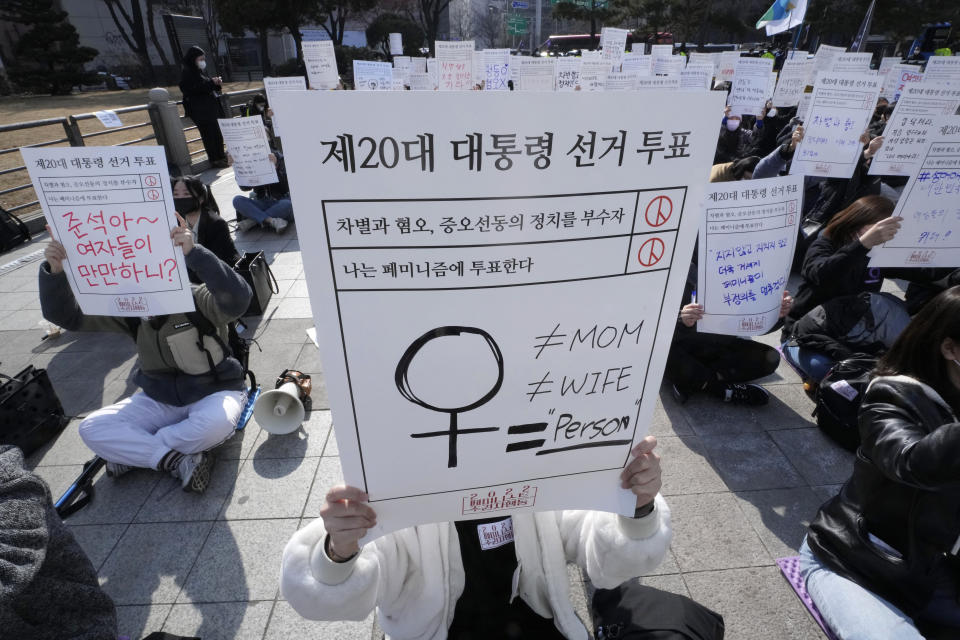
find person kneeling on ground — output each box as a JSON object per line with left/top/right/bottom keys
{"left": 231, "top": 152, "right": 292, "bottom": 234}
{"left": 280, "top": 438, "right": 718, "bottom": 639}
{"left": 800, "top": 285, "right": 960, "bottom": 640}
{"left": 37, "top": 218, "right": 252, "bottom": 493}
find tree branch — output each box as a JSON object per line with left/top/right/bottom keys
{"left": 102, "top": 0, "right": 139, "bottom": 54}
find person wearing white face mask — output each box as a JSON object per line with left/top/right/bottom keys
{"left": 179, "top": 45, "right": 228, "bottom": 168}
{"left": 800, "top": 285, "right": 960, "bottom": 640}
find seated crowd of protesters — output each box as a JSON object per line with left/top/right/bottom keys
{"left": 16, "top": 54, "right": 960, "bottom": 640}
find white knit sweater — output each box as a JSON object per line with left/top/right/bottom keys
{"left": 280, "top": 494, "right": 672, "bottom": 640}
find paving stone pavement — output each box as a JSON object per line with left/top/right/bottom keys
{"left": 1, "top": 167, "right": 853, "bottom": 640}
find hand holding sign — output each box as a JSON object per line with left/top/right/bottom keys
{"left": 779, "top": 290, "right": 793, "bottom": 318}
{"left": 858, "top": 216, "right": 902, "bottom": 249}
{"left": 172, "top": 212, "right": 195, "bottom": 255}
{"left": 44, "top": 225, "right": 66, "bottom": 275}
{"left": 619, "top": 436, "right": 662, "bottom": 508}
{"left": 679, "top": 303, "right": 704, "bottom": 328}
{"left": 321, "top": 485, "right": 377, "bottom": 560}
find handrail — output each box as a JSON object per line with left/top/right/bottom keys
{"left": 1, "top": 86, "right": 263, "bottom": 222}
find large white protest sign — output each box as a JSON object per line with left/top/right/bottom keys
{"left": 578, "top": 60, "right": 609, "bottom": 91}
{"left": 218, "top": 116, "right": 278, "bottom": 187}
{"left": 925, "top": 56, "right": 960, "bottom": 83}
{"left": 649, "top": 44, "right": 672, "bottom": 59}
{"left": 600, "top": 27, "right": 629, "bottom": 71}
{"left": 393, "top": 56, "right": 412, "bottom": 85}
{"left": 877, "top": 56, "right": 901, "bottom": 81}
{"left": 517, "top": 57, "right": 556, "bottom": 91}
{"left": 635, "top": 76, "right": 680, "bottom": 91}
{"left": 883, "top": 64, "right": 923, "bottom": 101}
{"left": 869, "top": 116, "right": 960, "bottom": 268}
{"left": 728, "top": 57, "right": 774, "bottom": 117}
{"left": 829, "top": 52, "right": 872, "bottom": 74}
{"left": 605, "top": 72, "right": 638, "bottom": 91}
{"left": 353, "top": 60, "right": 392, "bottom": 91}
{"left": 389, "top": 33, "right": 403, "bottom": 56}
{"left": 302, "top": 41, "right": 339, "bottom": 89}
{"left": 555, "top": 58, "right": 581, "bottom": 92}
{"left": 688, "top": 51, "right": 718, "bottom": 67}
{"left": 262, "top": 76, "right": 307, "bottom": 137}
{"left": 680, "top": 64, "right": 713, "bottom": 91}
{"left": 273, "top": 89, "right": 725, "bottom": 538}
{"left": 869, "top": 83, "right": 960, "bottom": 177}
{"left": 812, "top": 44, "right": 846, "bottom": 76}
{"left": 21, "top": 146, "right": 194, "bottom": 317}
{"left": 437, "top": 40, "right": 475, "bottom": 91}
{"left": 697, "top": 175, "right": 804, "bottom": 336}
{"left": 409, "top": 72, "right": 434, "bottom": 91}
{"left": 716, "top": 51, "right": 740, "bottom": 85}
{"left": 791, "top": 73, "right": 882, "bottom": 179}
{"left": 412, "top": 57, "right": 428, "bottom": 73}
{"left": 484, "top": 49, "right": 511, "bottom": 91}
{"left": 773, "top": 58, "right": 810, "bottom": 107}
{"left": 653, "top": 56, "right": 684, "bottom": 77}
{"left": 622, "top": 53, "right": 652, "bottom": 75}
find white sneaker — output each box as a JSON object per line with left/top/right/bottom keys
{"left": 105, "top": 461, "right": 132, "bottom": 478}
{"left": 237, "top": 218, "right": 258, "bottom": 232}
{"left": 264, "top": 217, "right": 289, "bottom": 233}
{"left": 174, "top": 452, "right": 214, "bottom": 493}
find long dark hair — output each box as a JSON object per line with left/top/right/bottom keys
{"left": 823, "top": 195, "right": 895, "bottom": 247}
{"left": 170, "top": 175, "right": 220, "bottom": 215}
{"left": 876, "top": 286, "right": 960, "bottom": 410}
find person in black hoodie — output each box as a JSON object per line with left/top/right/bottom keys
{"left": 178, "top": 45, "right": 227, "bottom": 168}
{"left": 172, "top": 176, "right": 239, "bottom": 282}
{"left": 799, "top": 286, "right": 960, "bottom": 640}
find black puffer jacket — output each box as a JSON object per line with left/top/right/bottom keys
{"left": 808, "top": 375, "right": 960, "bottom": 633}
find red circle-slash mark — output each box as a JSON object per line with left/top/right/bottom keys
{"left": 144, "top": 175, "right": 158, "bottom": 187}
{"left": 645, "top": 195, "right": 673, "bottom": 228}
{"left": 637, "top": 237, "right": 666, "bottom": 267}
{"left": 787, "top": 214, "right": 795, "bottom": 225}
{"left": 146, "top": 189, "right": 160, "bottom": 201}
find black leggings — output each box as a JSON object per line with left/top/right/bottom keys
{"left": 666, "top": 331, "right": 781, "bottom": 394}
{"left": 195, "top": 119, "right": 225, "bottom": 162}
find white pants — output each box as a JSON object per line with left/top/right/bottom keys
{"left": 79, "top": 390, "right": 246, "bottom": 469}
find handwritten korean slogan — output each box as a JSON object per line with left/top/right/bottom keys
{"left": 273, "top": 89, "right": 725, "bottom": 539}
{"left": 870, "top": 116, "right": 960, "bottom": 269}
{"left": 21, "top": 146, "right": 194, "bottom": 317}
{"left": 698, "top": 175, "right": 804, "bottom": 336}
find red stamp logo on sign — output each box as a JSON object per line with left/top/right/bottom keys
{"left": 462, "top": 485, "right": 537, "bottom": 515}
{"left": 637, "top": 237, "right": 666, "bottom": 267}
{"left": 146, "top": 189, "right": 160, "bottom": 201}
{"left": 645, "top": 195, "right": 673, "bottom": 227}
{"left": 144, "top": 175, "right": 158, "bottom": 187}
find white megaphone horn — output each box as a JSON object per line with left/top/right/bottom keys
{"left": 253, "top": 381, "right": 305, "bottom": 434}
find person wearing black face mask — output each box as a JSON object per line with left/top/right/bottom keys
{"left": 179, "top": 45, "right": 228, "bottom": 168}
{"left": 172, "top": 176, "right": 239, "bottom": 283}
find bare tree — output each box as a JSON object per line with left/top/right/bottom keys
{"left": 474, "top": 5, "right": 504, "bottom": 48}
{"left": 101, "top": 0, "right": 157, "bottom": 81}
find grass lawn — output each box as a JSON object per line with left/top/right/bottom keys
{"left": 0, "top": 82, "right": 261, "bottom": 217}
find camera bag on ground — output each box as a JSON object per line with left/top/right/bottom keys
{"left": 0, "top": 206, "right": 30, "bottom": 253}
{"left": 0, "top": 364, "right": 69, "bottom": 456}
{"left": 813, "top": 355, "right": 877, "bottom": 452}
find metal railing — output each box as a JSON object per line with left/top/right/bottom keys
{"left": 0, "top": 87, "right": 263, "bottom": 227}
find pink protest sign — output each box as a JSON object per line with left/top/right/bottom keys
{"left": 21, "top": 146, "right": 195, "bottom": 317}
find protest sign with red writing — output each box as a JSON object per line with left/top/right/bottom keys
{"left": 21, "top": 146, "right": 195, "bottom": 317}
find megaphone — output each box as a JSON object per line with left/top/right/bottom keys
{"left": 253, "top": 382, "right": 305, "bottom": 434}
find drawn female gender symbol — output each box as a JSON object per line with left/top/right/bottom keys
{"left": 396, "top": 326, "right": 504, "bottom": 468}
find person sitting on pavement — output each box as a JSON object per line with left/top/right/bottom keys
{"left": 37, "top": 217, "right": 252, "bottom": 493}
{"left": 172, "top": 175, "right": 239, "bottom": 281}
{"left": 800, "top": 285, "right": 960, "bottom": 640}
{"left": 240, "top": 93, "right": 276, "bottom": 146}
{"left": 232, "top": 152, "right": 293, "bottom": 234}
{"left": 667, "top": 261, "right": 793, "bottom": 405}
{"left": 280, "top": 438, "right": 697, "bottom": 639}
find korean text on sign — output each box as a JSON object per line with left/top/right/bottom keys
{"left": 20, "top": 146, "right": 194, "bottom": 317}
{"left": 869, "top": 116, "right": 960, "bottom": 269}
{"left": 273, "top": 89, "right": 725, "bottom": 540}
{"left": 697, "top": 175, "right": 804, "bottom": 336}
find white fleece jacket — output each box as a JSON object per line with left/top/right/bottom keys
{"left": 280, "top": 494, "right": 672, "bottom": 640}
